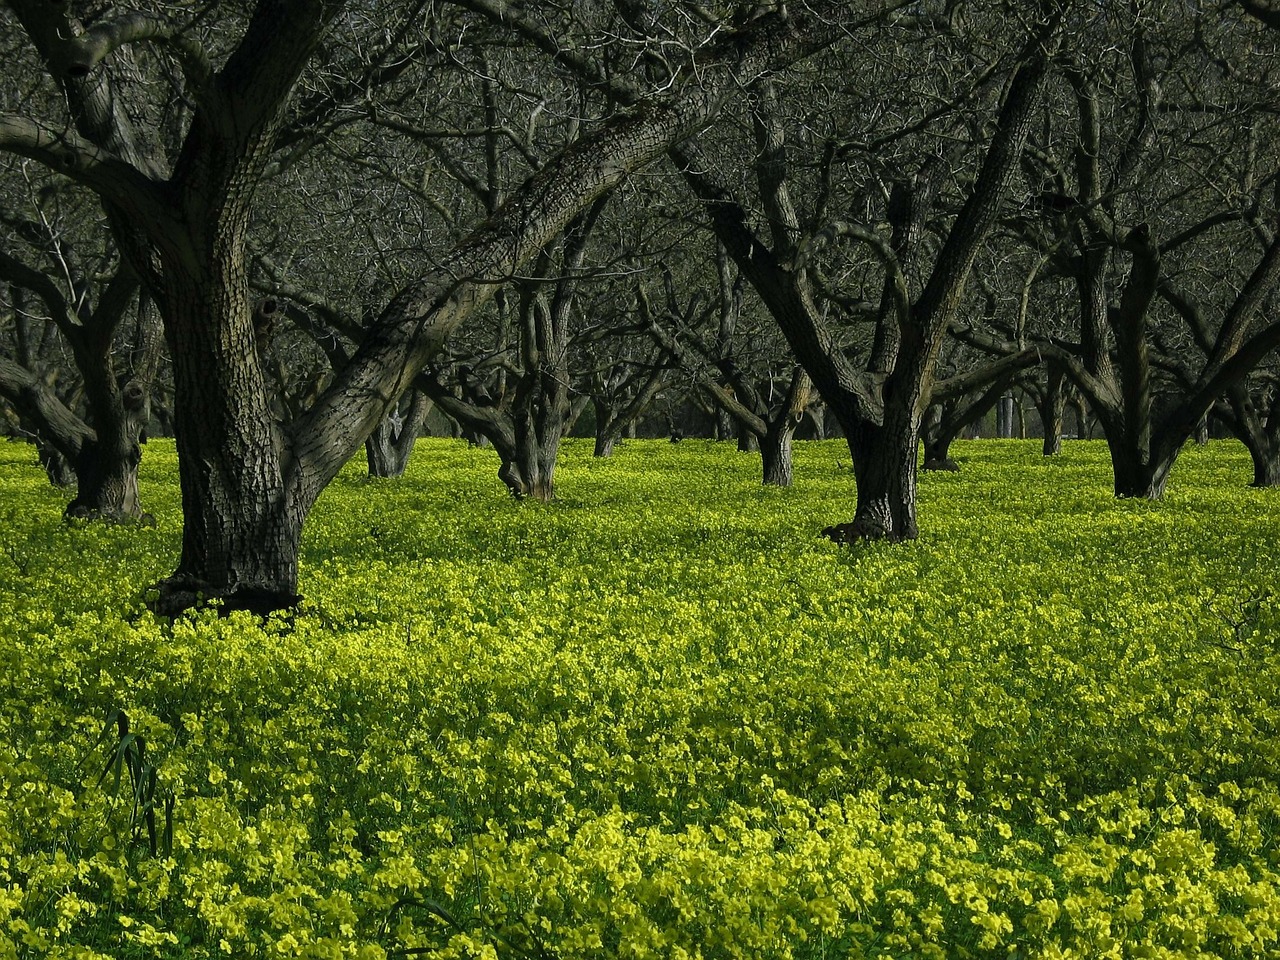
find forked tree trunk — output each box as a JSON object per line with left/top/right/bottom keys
{"left": 365, "top": 391, "right": 431, "bottom": 478}
{"left": 499, "top": 405, "right": 562, "bottom": 501}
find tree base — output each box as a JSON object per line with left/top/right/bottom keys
{"left": 821, "top": 518, "right": 919, "bottom": 544}
{"left": 65, "top": 505, "right": 155, "bottom": 526}
{"left": 922, "top": 457, "right": 960, "bottom": 472}
{"left": 148, "top": 576, "right": 302, "bottom": 618}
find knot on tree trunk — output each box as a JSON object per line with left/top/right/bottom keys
{"left": 254, "top": 298, "right": 282, "bottom": 352}
{"left": 122, "top": 380, "right": 147, "bottom": 412}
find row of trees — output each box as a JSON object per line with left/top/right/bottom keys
{"left": 3, "top": 0, "right": 1280, "bottom": 612}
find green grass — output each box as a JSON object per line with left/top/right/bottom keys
{"left": 1, "top": 437, "right": 1278, "bottom": 958}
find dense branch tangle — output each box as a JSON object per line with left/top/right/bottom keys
{"left": 0, "top": 0, "right": 879, "bottom": 612}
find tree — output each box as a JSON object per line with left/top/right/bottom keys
{"left": 1, "top": 0, "right": 863, "bottom": 612}
{"left": 644, "top": 253, "right": 815, "bottom": 486}
{"left": 0, "top": 176, "right": 161, "bottom": 517}
{"left": 665, "top": 5, "right": 1061, "bottom": 539}
{"left": 1015, "top": 5, "right": 1280, "bottom": 497}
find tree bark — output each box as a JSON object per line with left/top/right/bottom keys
{"left": 826, "top": 399, "right": 920, "bottom": 542}
{"left": 1038, "top": 364, "right": 1066, "bottom": 456}
{"left": 365, "top": 389, "right": 431, "bottom": 478}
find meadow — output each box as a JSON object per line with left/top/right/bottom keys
{"left": 1, "top": 436, "right": 1278, "bottom": 959}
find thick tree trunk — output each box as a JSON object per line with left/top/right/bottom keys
{"left": 825, "top": 400, "right": 920, "bottom": 542}
{"left": 1110, "top": 447, "right": 1176, "bottom": 499}
{"left": 152, "top": 273, "right": 303, "bottom": 615}
{"left": 499, "top": 405, "right": 561, "bottom": 501}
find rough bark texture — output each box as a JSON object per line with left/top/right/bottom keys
{"left": 825, "top": 403, "right": 921, "bottom": 542}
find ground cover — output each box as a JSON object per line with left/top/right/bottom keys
{"left": 1, "top": 437, "right": 1278, "bottom": 959}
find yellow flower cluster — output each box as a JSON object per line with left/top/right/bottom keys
{"left": 0, "top": 438, "right": 1277, "bottom": 957}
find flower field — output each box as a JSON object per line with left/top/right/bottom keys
{"left": 1, "top": 437, "right": 1278, "bottom": 959}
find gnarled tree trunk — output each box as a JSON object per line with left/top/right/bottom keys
{"left": 365, "top": 390, "right": 431, "bottom": 479}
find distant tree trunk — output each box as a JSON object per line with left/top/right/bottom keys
{"left": 759, "top": 370, "right": 810, "bottom": 487}
{"left": 67, "top": 289, "right": 161, "bottom": 519}
{"left": 591, "top": 397, "right": 626, "bottom": 457}
{"left": 1225, "top": 382, "right": 1280, "bottom": 487}
{"left": 922, "top": 370, "right": 1017, "bottom": 471}
{"left": 922, "top": 404, "right": 959, "bottom": 471}
{"left": 39, "top": 443, "right": 77, "bottom": 487}
{"left": 66, "top": 378, "right": 148, "bottom": 519}
{"left": 365, "top": 390, "right": 431, "bottom": 478}
{"left": 1247, "top": 440, "right": 1280, "bottom": 487}
{"left": 1038, "top": 365, "right": 1066, "bottom": 456}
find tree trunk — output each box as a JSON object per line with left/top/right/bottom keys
{"left": 761, "top": 414, "right": 801, "bottom": 486}
{"left": 922, "top": 412, "right": 959, "bottom": 471}
{"left": 593, "top": 397, "right": 619, "bottom": 457}
{"left": 365, "top": 390, "right": 431, "bottom": 478}
{"left": 1110, "top": 450, "right": 1175, "bottom": 499}
{"left": 1102, "top": 414, "right": 1179, "bottom": 498}
{"left": 1039, "top": 365, "right": 1065, "bottom": 456}
{"left": 1225, "top": 383, "right": 1280, "bottom": 487}
{"left": 1195, "top": 413, "right": 1210, "bottom": 445}
{"left": 153, "top": 273, "right": 303, "bottom": 615}
{"left": 499, "top": 403, "right": 561, "bottom": 501}
{"left": 825, "top": 399, "right": 920, "bottom": 542}
{"left": 39, "top": 442, "right": 76, "bottom": 487}
{"left": 1248, "top": 443, "right": 1280, "bottom": 486}
{"left": 65, "top": 369, "right": 150, "bottom": 520}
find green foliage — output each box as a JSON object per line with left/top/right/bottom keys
{"left": 1, "top": 437, "right": 1279, "bottom": 958}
